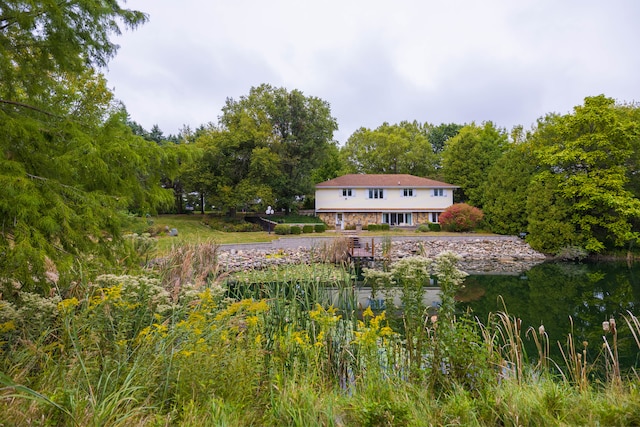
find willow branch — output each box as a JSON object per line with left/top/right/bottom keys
{"left": 0, "top": 99, "right": 58, "bottom": 117}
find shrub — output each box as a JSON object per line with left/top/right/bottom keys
{"left": 204, "top": 216, "right": 262, "bottom": 232}
{"left": 416, "top": 224, "right": 430, "bottom": 233}
{"left": 439, "top": 203, "right": 484, "bottom": 232}
{"left": 274, "top": 224, "right": 291, "bottom": 235}
{"left": 368, "top": 223, "right": 390, "bottom": 231}
{"left": 314, "top": 224, "right": 326, "bottom": 233}
{"left": 428, "top": 223, "right": 441, "bottom": 232}
{"left": 290, "top": 225, "right": 302, "bottom": 235}
{"left": 302, "top": 225, "right": 314, "bottom": 234}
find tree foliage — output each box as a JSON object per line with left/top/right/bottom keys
{"left": 0, "top": 2, "right": 177, "bottom": 294}
{"left": 425, "top": 122, "right": 463, "bottom": 154}
{"left": 178, "top": 84, "right": 338, "bottom": 214}
{"left": 526, "top": 95, "right": 640, "bottom": 253}
{"left": 0, "top": 0, "right": 146, "bottom": 102}
{"left": 340, "top": 121, "right": 438, "bottom": 177}
{"left": 441, "top": 121, "right": 507, "bottom": 208}
{"left": 483, "top": 141, "right": 537, "bottom": 235}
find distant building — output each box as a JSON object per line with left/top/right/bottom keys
{"left": 315, "top": 174, "right": 457, "bottom": 229}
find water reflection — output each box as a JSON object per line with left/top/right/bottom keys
{"left": 459, "top": 261, "right": 640, "bottom": 372}
{"left": 325, "top": 286, "right": 442, "bottom": 312}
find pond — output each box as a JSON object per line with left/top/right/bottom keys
{"left": 225, "top": 257, "right": 640, "bottom": 373}
{"left": 458, "top": 260, "right": 640, "bottom": 373}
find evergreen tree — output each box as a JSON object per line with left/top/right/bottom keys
{"left": 441, "top": 121, "right": 508, "bottom": 207}
{"left": 0, "top": 2, "right": 176, "bottom": 294}
{"left": 483, "top": 140, "right": 536, "bottom": 235}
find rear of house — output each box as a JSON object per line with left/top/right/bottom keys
{"left": 315, "top": 174, "right": 457, "bottom": 230}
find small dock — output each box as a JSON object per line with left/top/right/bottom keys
{"left": 345, "top": 232, "right": 375, "bottom": 260}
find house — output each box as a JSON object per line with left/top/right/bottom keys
{"left": 315, "top": 174, "right": 457, "bottom": 229}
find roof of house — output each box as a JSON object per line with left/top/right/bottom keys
{"left": 315, "top": 174, "right": 458, "bottom": 188}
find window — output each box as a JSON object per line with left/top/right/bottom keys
{"left": 430, "top": 212, "right": 441, "bottom": 223}
{"left": 368, "top": 188, "right": 384, "bottom": 199}
{"left": 383, "top": 213, "right": 413, "bottom": 226}
{"left": 342, "top": 188, "right": 353, "bottom": 197}
{"left": 433, "top": 188, "right": 444, "bottom": 197}
{"left": 402, "top": 188, "right": 414, "bottom": 197}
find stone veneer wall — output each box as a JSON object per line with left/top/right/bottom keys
{"left": 316, "top": 212, "right": 334, "bottom": 228}
{"left": 344, "top": 212, "right": 379, "bottom": 228}
{"left": 317, "top": 212, "right": 380, "bottom": 229}
{"left": 414, "top": 212, "right": 432, "bottom": 225}
{"left": 318, "top": 212, "right": 442, "bottom": 229}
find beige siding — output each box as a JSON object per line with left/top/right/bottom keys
{"left": 315, "top": 187, "right": 454, "bottom": 211}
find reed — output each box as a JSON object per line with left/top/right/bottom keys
{"left": 557, "top": 317, "right": 590, "bottom": 391}
{"left": 315, "top": 236, "right": 351, "bottom": 264}
{"left": 481, "top": 295, "right": 527, "bottom": 385}
{"left": 154, "top": 240, "right": 221, "bottom": 301}
{"left": 601, "top": 316, "right": 621, "bottom": 387}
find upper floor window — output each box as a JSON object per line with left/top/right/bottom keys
{"left": 402, "top": 188, "right": 415, "bottom": 197}
{"left": 368, "top": 188, "right": 384, "bottom": 199}
{"left": 342, "top": 188, "right": 354, "bottom": 197}
{"left": 432, "top": 188, "right": 445, "bottom": 197}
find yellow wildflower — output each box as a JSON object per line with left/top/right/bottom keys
{"left": 246, "top": 316, "right": 259, "bottom": 328}
{"left": 57, "top": 298, "right": 79, "bottom": 314}
{"left": 248, "top": 299, "right": 269, "bottom": 313}
{"left": 362, "top": 306, "right": 374, "bottom": 320}
{"left": 0, "top": 321, "right": 16, "bottom": 334}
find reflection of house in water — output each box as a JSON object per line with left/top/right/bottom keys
{"left": 325, "top": 287, "right": 442, "bottom": 311}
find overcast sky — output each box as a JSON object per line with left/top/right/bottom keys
{"left": 105, "top": 0, "right": 640, "bottom": 144}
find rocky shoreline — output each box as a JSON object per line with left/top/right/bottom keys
{"left": 217, "top": 236, "right": 548, "bottom": 275}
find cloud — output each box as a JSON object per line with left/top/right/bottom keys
{"left": 106, "top": 0, "right": 640, "bottom": 142}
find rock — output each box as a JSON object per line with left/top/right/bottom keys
{"left": 213, "top": 237, "right": 546, "bottom": 276}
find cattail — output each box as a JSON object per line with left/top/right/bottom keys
{"left": 538, "top": 324, "right": 545, "bottom": 335}
{"left": 603, "top": 320, "right": 610, "bottom": 332}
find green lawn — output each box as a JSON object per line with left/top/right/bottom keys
{"left": 131, "top": 214, "right": 497, "bottom": 254}
{"left": 128, "top": 215, "right": 277, "bottom": 253}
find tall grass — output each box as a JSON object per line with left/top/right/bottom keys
{"left": 3, "top": 249, "right": 640, "bottom": 425}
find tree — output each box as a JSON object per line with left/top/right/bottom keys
{"left": 147, "top": 124, "right": 165, "bottom": 143}
{"left": 441, "top": 121, "right": 508, "bottom": 208}
{"left": 483, "top": 139, "right": 537, "bottom": 235}
{"left": 425, "top": 122, "right": 463, "bottom": 154}
{"left": 340, "top": 121, "right": 438, "bottom": 176}
{"left": 0, "top": 2, "right": 177, "bottom": 294}
{"left": 526, "top": 95, "right": 640, "bottom": 253}
{"left": 177, "top": 121, "right": 278, "bottom": 215}
{"left": 525, "top": 169, "right": 578, "bottom": 253}
{"left": 0, "top": 91, "right": 175, "bottom": 293}
{"left": 0, "top": 1, "right": 147, "bottom": 103}
{"left": 212, "top": 84, "right": 338, "bottom": 213}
